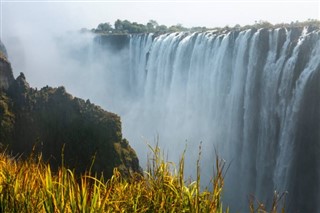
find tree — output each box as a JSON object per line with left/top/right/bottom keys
{"left": 254, "top": 20, "right": 273, "bottom": 28}
{"left": 147, "top": 20, "right": 159, "bottom": 32}
{"left": 114, "top": 19, "right": 123, "bottom": 32}
{"left": 168, "top": 24, "right": 187, "bottom": 32}
{"left": 96, "top": 22, "right": 113, "bottom": 32}
{"left": 156, "top": 25, "right": 168, "bottom": 32}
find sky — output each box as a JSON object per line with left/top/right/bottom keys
{"left": 0, "top": 0, "right": 319, "bottom": 87}
{"left": 1, "top": 0, "right": 320, "bottom": 40}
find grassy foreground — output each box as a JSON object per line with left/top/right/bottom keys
{"left": 0, "top": 144, "right": 285, "bottom": 213}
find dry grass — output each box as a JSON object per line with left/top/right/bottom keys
{"left": 0, "top": 144, "right": 228, "bottom": 213}
{"left": 0, "top": 144, "right": 286, "bottom": 212}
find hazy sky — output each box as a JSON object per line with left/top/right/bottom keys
{"left": 1, "top": 0, "right": 319, "bottom": 39}
{"left": 0, "top": 0, "right": 319, "bottom": 85}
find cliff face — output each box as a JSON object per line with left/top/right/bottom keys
{"left": 94, "top": 34, "right": 130, "bottom": 51}
{"left": 0, "top": 39, "right": 8, "bottom": 58}
{"left": 0, "top": 41, "right": 14, "bottom": 91}
{"left": 0, "top": 41, "right": 141, "bottom": 178}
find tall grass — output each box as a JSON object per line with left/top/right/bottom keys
{"left": 0, "top": 144, "right": 227, "bottom": 213}
{"left": 249, "top": 191, "right": 287, "bottom": 213}
{"left": 0, "top": 145, "right": 286, "bottom": 212}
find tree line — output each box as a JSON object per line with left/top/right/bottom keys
{"left": 89, "top": 19, "right": 320, "bottom": 35}
{"left": 92, "top": 19, "right": 207, "bottom": 34}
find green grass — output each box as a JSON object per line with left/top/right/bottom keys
{"left": 0, "top": 145, "right": 285, "bottom": 212}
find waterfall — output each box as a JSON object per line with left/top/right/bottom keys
{"left": 48, "top": 27, "right": 320, "bottom": 211}
{"left": 113, "top": 27, "right": 320, "bottom": 212}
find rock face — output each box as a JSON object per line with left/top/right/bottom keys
{"left": 0, "top": 41, "right": 14, "bottom": 91}
{"left": 95, "top": 34, "right": 130, "bottom": 51}
{"left": 0, "top": 41, "right": 141, "bottom": 178}
{"left": 0, "top": 40, "right": 8, "bottom": 58}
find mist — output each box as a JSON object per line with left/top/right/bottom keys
{"left": 3, "top": 0, "right": 210, "bottom": 165}
{"left": 3, "top": 21, "right": 212, "bottom": 185}
{"left": 3, "top": 15, "right": 160, "bottom": 160}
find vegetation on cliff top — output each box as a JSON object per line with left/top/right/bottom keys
{"left": 91, "top": 18, "right": 320, "bottom": 35}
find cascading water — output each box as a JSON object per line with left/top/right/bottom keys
{"left": 22, "top": 27, "right": 318, "bottom": 211}
{"left": 115, "top": 27, "right": 319, "bottom": 212}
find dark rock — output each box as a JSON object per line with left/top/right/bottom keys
{"left": 0, "top": 40, "right": 14, "bottom": 91}
{"left": 94, "top": 34, "right": 130, "bottom": 51}
{"left": 0, "top": 42, "right": 141, "bottom": 178}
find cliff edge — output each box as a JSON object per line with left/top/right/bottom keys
{"left": 0, "top": 40, "right": 141, "bottom": 178}
{"left": 0, "top": 40, "right": 14, "bottom": 91}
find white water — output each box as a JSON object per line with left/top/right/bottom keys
{"left": 121, "top": 28, "right": 320, "bottom": 212}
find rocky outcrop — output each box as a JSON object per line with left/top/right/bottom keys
{"left": 0, "top": 40, "right": 14, "bottom": 91}
{"left": 0, "top": 41, "right": 141, "bottom": 178}
{"left": 0, "top": 40, "right": 8, "bottom": 58}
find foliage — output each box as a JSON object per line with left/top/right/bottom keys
{"left": 105, "top": 19, "right": 148, "bottom": 34}
{"left": 168, "top": 24, "right": 188, "bottom": 32}
{"left": 91, "top": 18, "right": 320, "bottom": 36}
{"left": 96, "top": 22, "right": 113, "bottom": 32}
{"left": 0, "top": 145, "right": 228, "bottom": 213}
{"left": 0, "top": 143, "right": 287, "bottom": 212}
{"left": 93, "top": 19, "right": 195, "bottom": 34}
{"left": 235, "top": 19, "right": 320, "bottom": 32}
{"left": 146, "top": 20, "right": 158, "bottom": 32}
